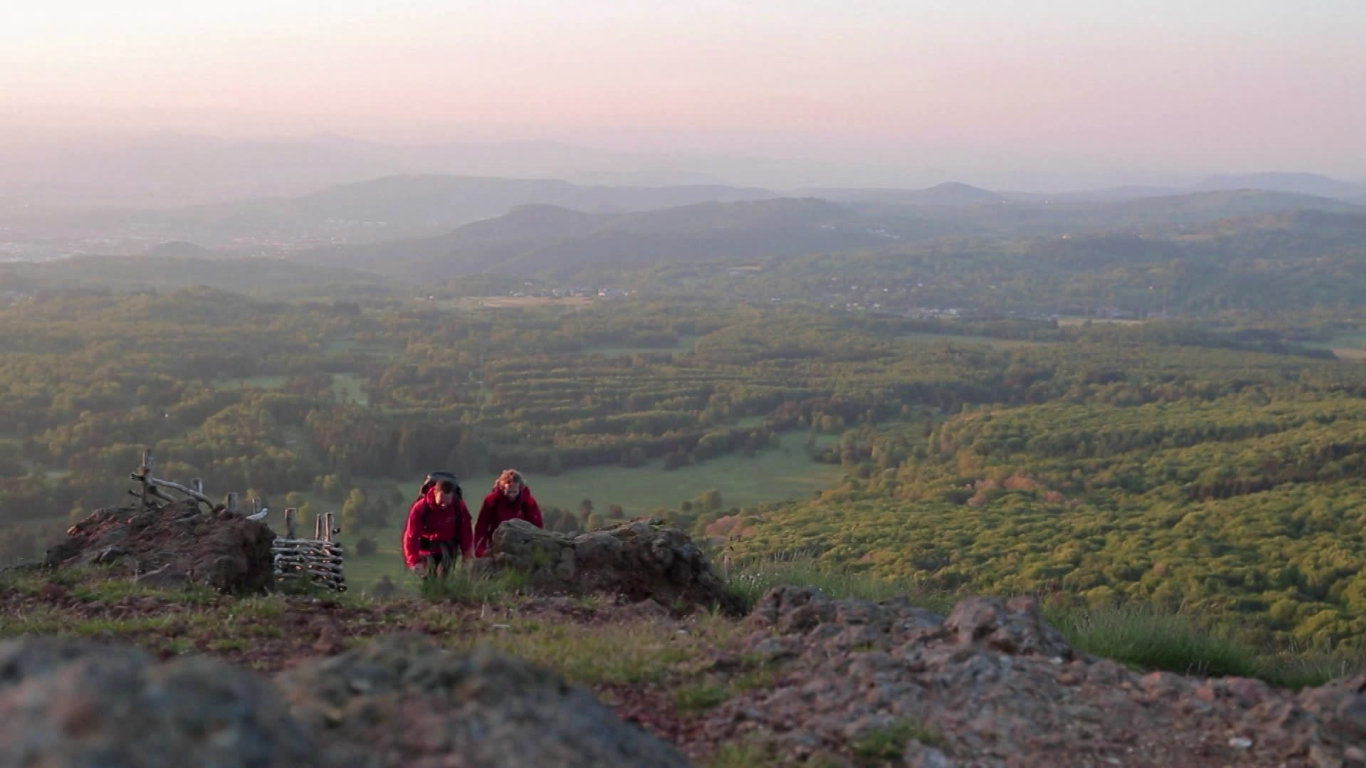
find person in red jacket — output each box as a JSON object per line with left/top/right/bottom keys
{"left": 402, "top": 475, "right": 473, "bottom": 578}
{"left": 474, "top": 468, "right": 543, "bottom": 557}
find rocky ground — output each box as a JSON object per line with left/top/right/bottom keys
{"left": 2, "top": 502, "right": 1364, "bottom": 767}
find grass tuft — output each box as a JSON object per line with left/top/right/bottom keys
{"left": 417, "top": 568, "right": 527, "bottom": 603}
{"left": 707, "top": 740, "right": 774, "bottom": 768}
{"left": 724, "top": 555, "right": 954, "bottom": 614}
{"left": 1048, "top": 604, "right": 1261, "bottom": 679}
{"left": 673, "top": 681, "right": 730, "bottom": 714}
{"left": 852, "top": 719, "right": 945, "bottom": 761}
{"left": 457, "top": 610, "right": 744, "bottom": 688}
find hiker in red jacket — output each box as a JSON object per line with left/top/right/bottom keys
{"left": 474, "top": 468, "right": 543, "bottom": 557}
{"left": 402, "top": 475, "right": 473, "bottom": 578}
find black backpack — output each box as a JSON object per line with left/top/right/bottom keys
{"left": 418, "top": 471, "right": 462, "bottom": 502}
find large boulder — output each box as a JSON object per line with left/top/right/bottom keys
{"left": 275, "top": 634, "right": 690, "bottom": 768}
{"left": 45, "top": 498, "right": 275, "bottom": 594}
{"left": 0, "top": 636, "right": 320, "bottom": 768}
{"left": 479, "top": 518, "right": 744, "bottom": 614}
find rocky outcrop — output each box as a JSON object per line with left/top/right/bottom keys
{"left": 3, "top": 581, "right": 1366, "bottom": 767}
{"left": 44, "top": 499, "right": 275, "bottom": 594}
{"left": 704, "top": 586, "right": 1366, "bottom": 767}
{"left": 0, "top": 636, "right": 319, "bottom": 768}
{"left": 478, "top": 518, "right": 744, "bottom": 614}
{"left": 3, "top": 633, "right": 689, "bottom": 768}
{"left": 275, "top": 634, "right": 690, "bottom": 768}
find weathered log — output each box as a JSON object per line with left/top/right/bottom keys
{"left": 128, "top": 474, "right": 215, "bottom": 507}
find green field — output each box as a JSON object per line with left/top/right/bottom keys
{"left": 339, "top": 431, "right": 842, "bottom": 592}
{"left": 1298, "top": 332, "right": 1366, "bottom": 361}
{"left": 1327, "top": 333, "right": 1366, "bottom": 361}
{"left": 530, "top": 432, "right": 838, "bottom": 513}
{"left": 330, "top": 373, "right": 368, "bottom": 404}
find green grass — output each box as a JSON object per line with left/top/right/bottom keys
{"left": 728, "top": 659, "right": 779, "bottom": 693}
{"left": 706, "top": 740, "right": 774, "bottom": 768}
{"left": 852, "top": 720, "right": 945, "bottom": 761}
{"left": 341, "top": 432, "right": 843, "bottom": 591}
{"left": 670, "top": 652, "right": 783, "bottom": 715}
{"left": 725, "top": 558, "right": 1366, "bottom": 688}
{"left": 1047, "top": 605, "right": 1261, "bottom": 679}
{"left": 673, "top": 682, "right": 730, "bottom": 714}
{"left": 455, "top": 621, "right": 698, "bottom": 686}
{"left": 0, "top": 609, "right": 178, "bottom": 638}
{"left": 209, "top": 637, "right": 248, "bottom": 652}
{"left": 1048, "top": 604, "right": 1366, "bottom": 688}
{"left": 417, "top": 568, "right": 529, "bottom": 603}
{"left": 1300, "top": 331, "right": 1366, "bottom": 361}
{"left": 527, "top": 431, "right": 841, "bottom": 513}
{"left": 724, "top": 556, "right": 955, "bottom": 615}
{"left": 67, "top": 579, "right": 218, "bottom": 605}
{"left": 338, "top": 550, "right": 415, "bottom": 595}
{"left": 222, "top": 596, "right": 287, "bottom": 622}
{"left": 330, "top": 373, "right": 368, "bottom": 405}
{"left": 1302, "top": 331, "right": 1366, "bottom": 349}
{"left": 1256, "top": 651, "right": 1366, "bottom": 690}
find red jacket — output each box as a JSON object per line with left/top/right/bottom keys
{"left": 474, "top": 486, "right": 543, "bottom": 556}
{"left": 402, "top": 488, "right": 473, "bottom": 568}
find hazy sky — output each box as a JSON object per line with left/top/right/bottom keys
{"left": 3, "top": 0, "right": 1363, "bottom": 186}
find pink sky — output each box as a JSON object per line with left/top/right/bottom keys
{"left": 2, "top": 1, "right": 1363, "bottom": 186}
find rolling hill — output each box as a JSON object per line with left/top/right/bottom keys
{"left": 13, "top": 175, "right": 779, "bottom": 250}
{"left": 295, "top": 197, "right": 883, "bottom": 280}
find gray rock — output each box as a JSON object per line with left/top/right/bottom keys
{"left": 0, "top": 637, "right": 319, "bottom": 768}
{"left": 479, "top": 518, "right": 743, "bottom": 614}
{"left": 276, "top": 634, "right": 689, "bottom": 768}
{"left": 750, "top": 586, "right": 943, "bottom": 649}
{"left": 942, "top": 595, "right": 1074, "bottom": 659}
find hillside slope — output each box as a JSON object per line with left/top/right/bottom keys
{"left": 297, "top": 197, "right": 884, "bottom": 280}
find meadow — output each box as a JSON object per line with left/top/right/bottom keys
{"left": 341, "top": 430, "right": 842, "bottom": 591}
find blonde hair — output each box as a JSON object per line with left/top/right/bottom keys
{"left": 494, "top": 468, "right": 524, "bottom": 490}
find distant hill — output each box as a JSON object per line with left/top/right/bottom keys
{"left": 0, "top": 134, "right": 772, "bottom": 209}
{"left": 288, "top": 187, "right": 1366, "bottom": 284}
{"left": 1005, "top": 185, "right": 1181, "bottom": 203}
{"left": 1067, "top": 189, "right": 1363, "bottom": 230}
{"left": 1192, "top": 172, "right": 1364, "bottom": 200}
{"left": 842, "top": 188, "right": 1365, "bottom": 240}
{"left": 798, "top": 182, "right": 1003, "bottom": 207}
{"left": 145, "top": 241, "right": 212, "bottom": 258}
{"left": 28, "top": 175, "right": 780, "bottom": 250}
{"left": 297, "top": 197, "right": 880, "bottom": 281}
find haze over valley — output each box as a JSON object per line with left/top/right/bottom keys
{"left": 5, "top": 8, "right": 1366, "bottom": 763}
